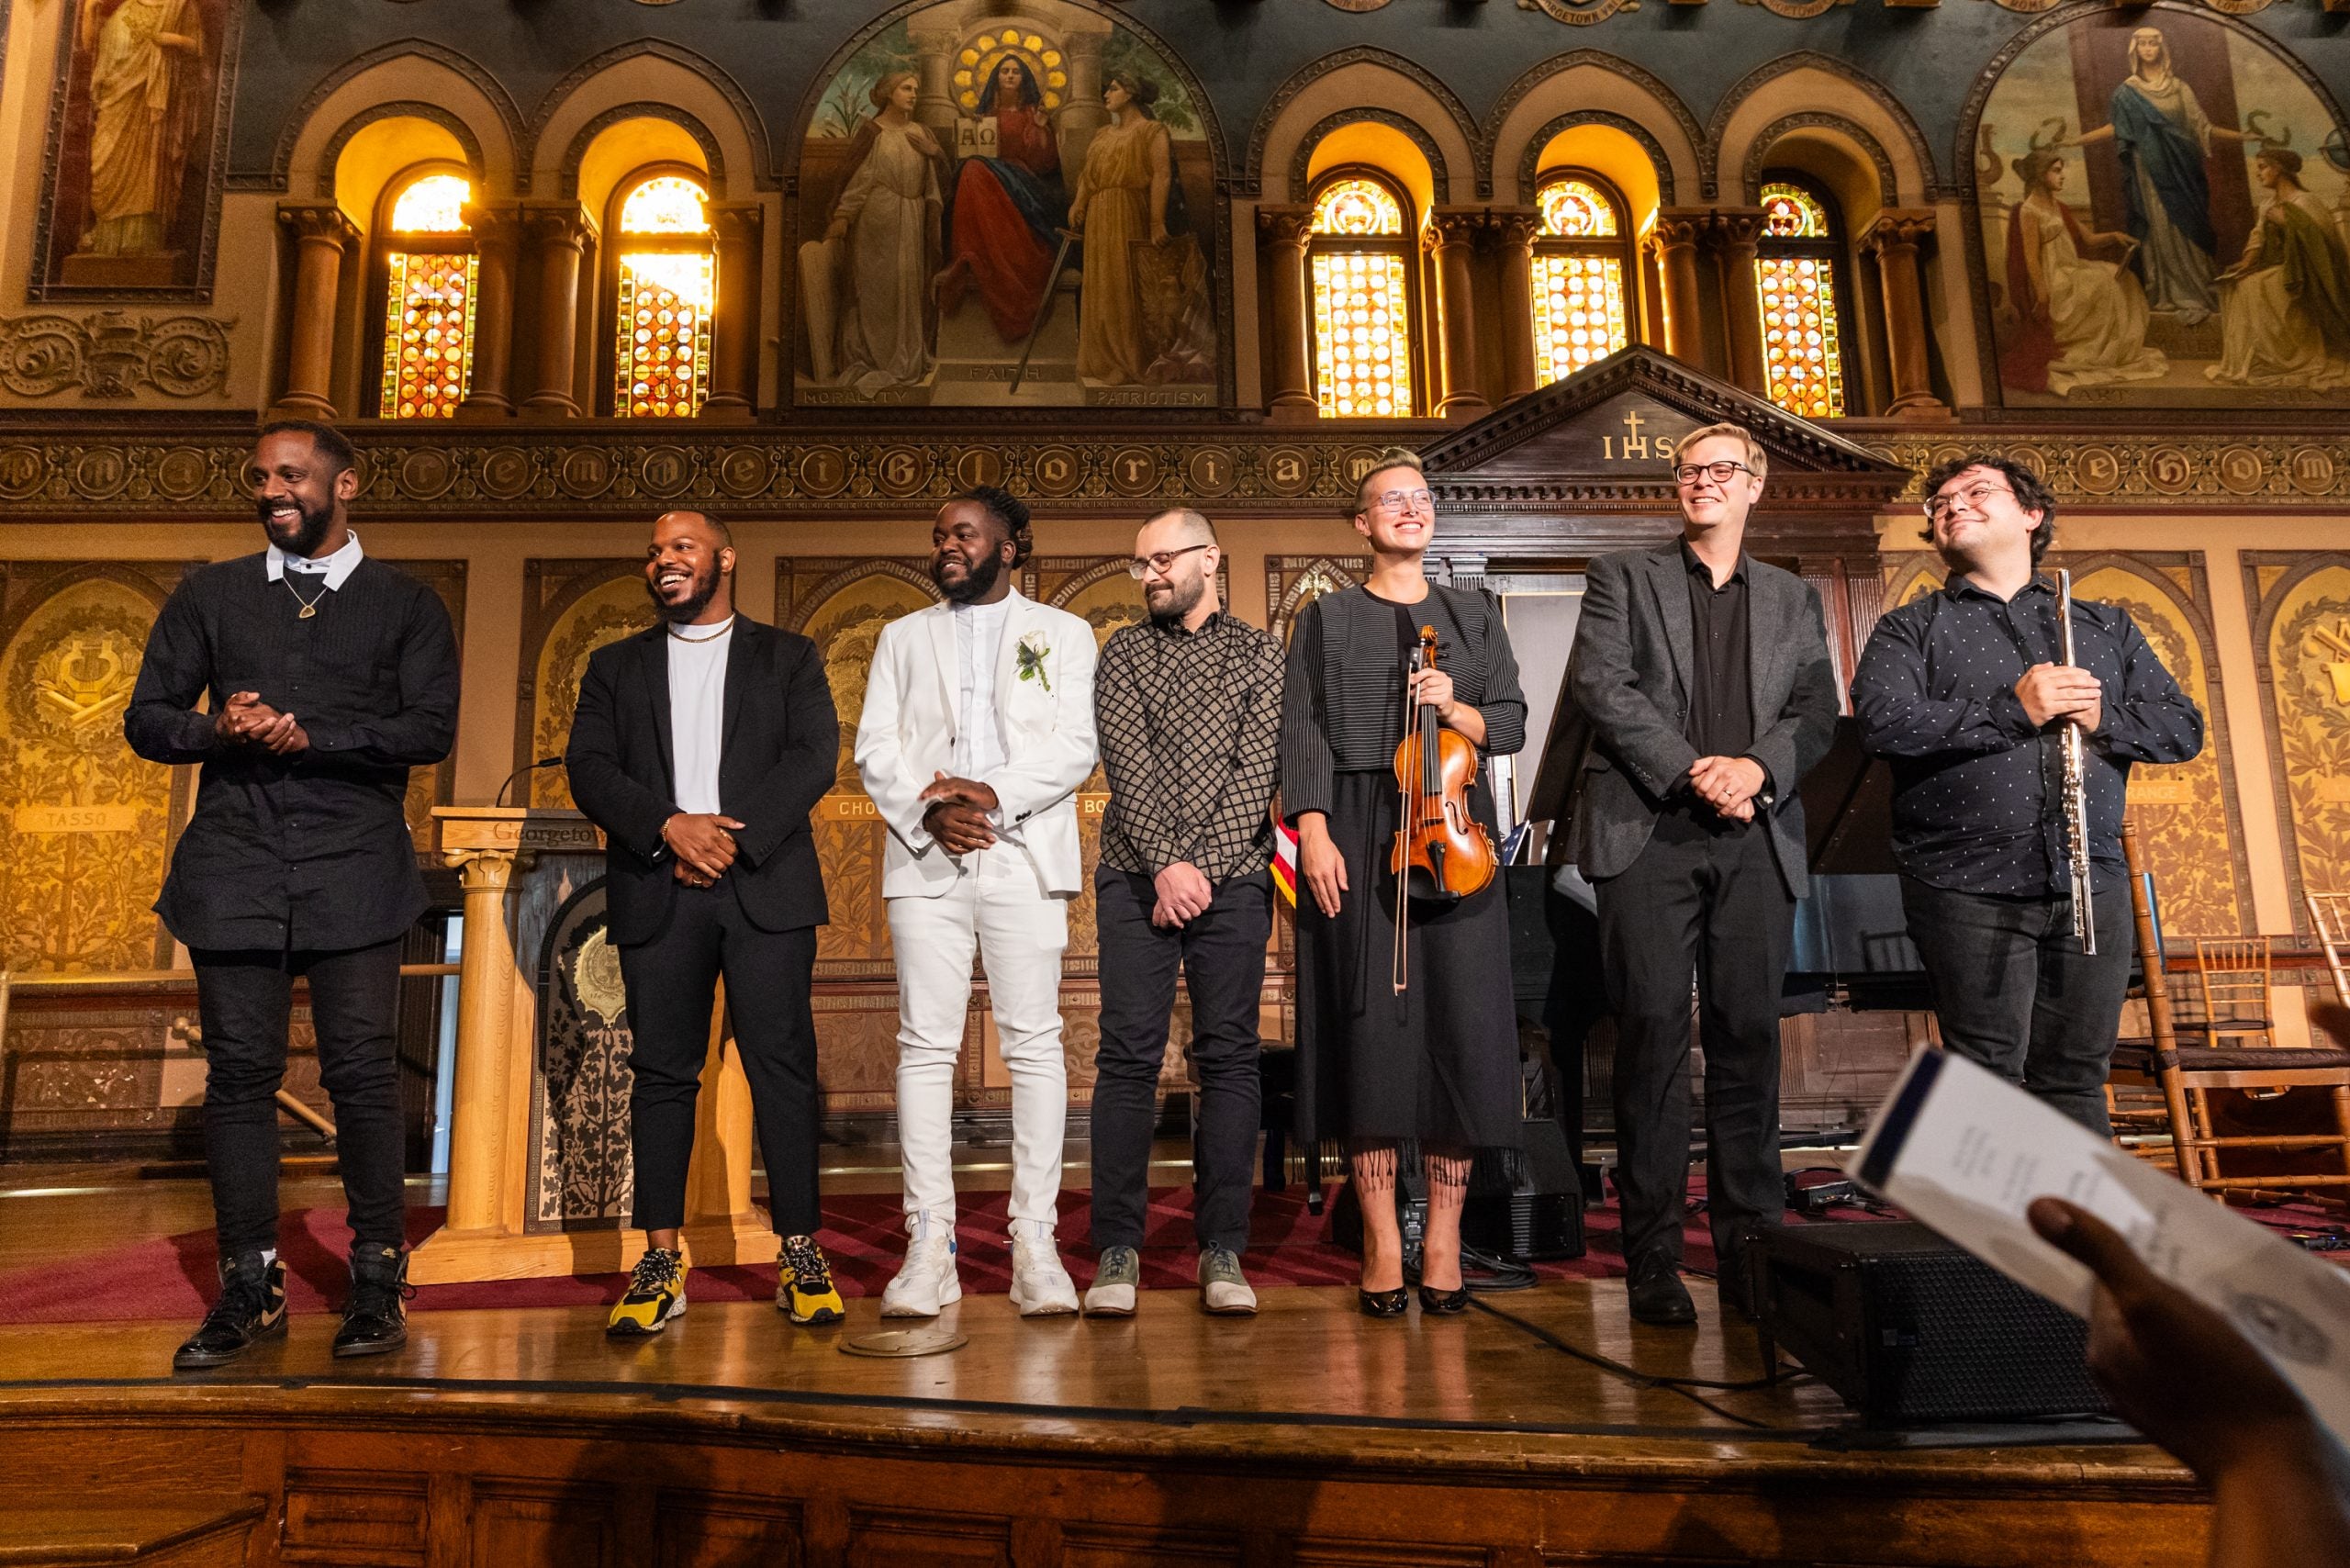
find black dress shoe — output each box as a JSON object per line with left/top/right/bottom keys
{"left": 173, "top": 1251, "right": 287, "bottom": 1371}
{"left": 332, "top": 1244, "right": 411, "bottom": 1359}
{"left": 1357, "top": 1286, "right": 1410, "bottom": 1317}
{"left": 1417, "top": 1283, "right": 1472, "bottom": 1315}
{"left": 1627, "top": 1261, "right": 1697, "bottom": 1327}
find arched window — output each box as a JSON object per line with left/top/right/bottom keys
{"left": 1753, "top": 176, "right": 1850, "bottom": 420}
{"left": 610, "top": 170, "right": 714, "bottom": 419}
{"left": 1307, "top": 171, "right": 1417, "bottom": 419}
{"left": 1530, "top": 173, "right": 1632, "bottom": 386}
{"left": 375, "top": 169, "right": 476, "bottom": 420}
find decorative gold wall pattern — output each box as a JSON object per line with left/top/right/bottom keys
{"left": 0, "top": 567, "right": 179, "bottom": 972}
{"left": 0, "top": 314, "right": 233, "bottom": 399}
{"left": 2246, "top": 554, "right": 2350, "bottom": 934}
{"left": 1878, "top": 553, "right": 2248, "bottom": 937}
{"left": 518, "top": 563, "right": 656, "bottom": 811}
{"left": 390, "top": 560, "right": 465, "bottom": 851}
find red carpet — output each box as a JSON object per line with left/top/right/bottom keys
{"left": 0, "top": 1186, "right": 1700, "bottom": 1324}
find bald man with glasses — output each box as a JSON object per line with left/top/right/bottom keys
{"left": 1563, "top": 421, "right": 1840, "bottom": 1327}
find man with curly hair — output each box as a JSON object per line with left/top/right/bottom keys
{"left": 1854, "top": 454, "right": 2202, "bottom": 1134}
{"left": 856, "top": 486, "right": 1100, "bottom": 1317}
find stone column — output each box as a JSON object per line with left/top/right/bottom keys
{"left": 456, "top": 203, "right": 520, "bottom": 420}
{"left": 1491, "top": 207, "right": 1540, "bottom": 400}
{"left": 1256, "top": 206, "right": 1316, "bottom": 422}
{"left": 1427, "top": 207, "right": 1490, "bottom": 421}
{"left": 521, "top": 202, "right": 597, "bottom": 419}
{"left": 1648, "top": 209, "right": 1712, "bottom": 374}
{"left": 704, "top": 202, "right": 762, "bottom": 421}
{"left": 1058, "top": 34, "right": 1111, "bottom": 174}
{"left": 441, "top": 844, "right": 520, "bottom": 1236}
{"left": 1862, "top": 208, "right": 1948, "bottom": 419}
{"left": 274, "top": 202, "right": 358, "bottom": 421}
{"left": 908, "top": 17, "right": 961, "bottom": 141}
{"left": 1709, "top": 207, "right": 1768, "bottom": 398}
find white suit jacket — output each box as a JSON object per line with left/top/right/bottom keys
{"left": 853, "top": 590, "right": 1099, "bottom": 899}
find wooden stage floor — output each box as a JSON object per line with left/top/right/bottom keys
{"left": 0, "top": 1172, "right": 2211, "bottom": 1567}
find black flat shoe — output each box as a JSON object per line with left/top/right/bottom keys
{"left": 1417, "top": 1283, "right": 1472, "bottom": 1315}
{"left": 1357, "top": 1286, "right": 1410, "bottom": 1317}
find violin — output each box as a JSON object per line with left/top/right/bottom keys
{"left": 1389, "top": 624, "right": 1496, "bottom": 992}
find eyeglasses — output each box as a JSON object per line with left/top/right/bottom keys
{"left": 1127, "top": 543, "right": 1211, "bottom": 579}
{"left": 1368, "top": 487, "right": 1434, "bottom": 514}
{"left": 1673, "top": 461, "right": 1753, "bottom": 487}
{"left": 1923, "top": 481, "right": 2017, "bottom": 523}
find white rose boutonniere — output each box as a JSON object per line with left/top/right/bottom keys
{"left": 1014, "top": 630, "right": 1052, "bottom": 692}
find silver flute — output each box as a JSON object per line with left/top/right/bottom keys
{"left": 2057, "top": 569, "right": 2095, "bottom": 955}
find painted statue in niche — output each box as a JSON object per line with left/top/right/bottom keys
{"left": 1975, "top": 8, "right": 2348, "bottom": 406}
{"left": 38, "top": 0, "right": 230, "bottom": 293}
{"left": 796, "top": 2, "right": 1217, "bottom": 408}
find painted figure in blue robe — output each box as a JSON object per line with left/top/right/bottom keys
{"left": 2065, "top": 28, "right": 2250, "bottom": 326}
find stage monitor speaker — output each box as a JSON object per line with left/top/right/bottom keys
{"left": 1462, "top": 1116, "right": 1587, "bottom": 1262}
{"left": 1749, "top": 1222, "right": 2109, "bottom": 1424}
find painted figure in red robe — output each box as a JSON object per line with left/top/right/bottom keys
{"left": 934, "top": 56, "right": 1067, "bottom": 342}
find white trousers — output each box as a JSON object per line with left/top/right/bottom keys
{"left": 886, "top": 846, "right": 1070, "bottom": 1226}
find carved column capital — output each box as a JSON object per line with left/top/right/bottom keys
{"left": 521, "top": 202, "right": 599, "bottom": 252}
{"left": 1256, "top": 206, "right": 1314, "bottom": 251}
{"left": 275, "top": 201, "right": 359, "bottom": 251}
{"left": 461, "top": 202, "right": 525, "bottom": 257}
{"left": 1860, "top": 207, "right": 1938, "bottom": 257}
{"left": 443, "top": 845, "right": 521, "bottom": 891}
{"left": 1427, "top": 207, "right": 1486, "bottom": 252}
{"left": 1489, "top": 207, "right": 1541, "bottom": 253}
{"left": 711, "top": 202, "right": 764, "bottom": 246}
{"left": 1649, "top": 209, "right": 1711, "bottom": 254}
{"left": 1705, "top": 207, "right": 1768, "bottom": 255}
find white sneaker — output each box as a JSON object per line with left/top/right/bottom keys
{"left": 880, "top": 1209, "right": 961, "bottom": 1318}
{"left": 1007, "top": 1219, "right": 1080, "bottom": 1316}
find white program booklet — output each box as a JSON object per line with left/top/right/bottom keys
{"left": 1852, "top": 1047, "right": 2350, "bottom": 1446}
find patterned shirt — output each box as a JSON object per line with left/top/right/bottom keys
{"left": 1095, "top": 610, "right": 1284, "bottom": 882}
{"left": 1852, "top": 573, "right": 2203, "bottom": 897}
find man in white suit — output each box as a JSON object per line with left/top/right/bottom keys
{"left": 856, "top": 487, "right": 1099, "bottom": 1316}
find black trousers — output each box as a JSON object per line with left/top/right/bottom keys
{"left": 1900, "top": 876, "right": 2133, "bottom": 1137}
{"left": 1090, "top": 868, "right": 1271, "bottom": 1252}
{"left": 192, "top": 938, "right": 407, "bottom": 1257}
{"left": 1595, "top": 824, "right": 1794, "bottom": 1277}
{"left": 618, "top": 883, "right": 822, "bottom": 1237}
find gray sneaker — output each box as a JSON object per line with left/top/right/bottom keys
{"left": 1083, "top": 1246, "right": 1141, "bottom": 1316}
{"left": 1198, "top": 1246, "right": 1258, "bottom": 1316}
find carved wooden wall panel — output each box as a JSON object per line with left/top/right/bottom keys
{"left": 517, "top": 561, "right": 655, "bottom": 811}
{"left": 2245, "top": 554, "right": 2350, "bottom": 934}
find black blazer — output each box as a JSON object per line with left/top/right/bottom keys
{"left": 565, "top": 617, "right": 839, "bottom": 945}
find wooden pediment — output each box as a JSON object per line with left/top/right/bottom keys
{"left": 1417, "top": 346, "right": 1908, "bottom": 565}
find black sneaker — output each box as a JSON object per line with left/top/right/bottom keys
{"left": 173, "top": 1250, "right": 287, "bottom": 1371}
{"left": 331, "top": 1244, "right": 412, "bottom": 1358}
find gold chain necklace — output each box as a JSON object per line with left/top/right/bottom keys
{"left": 283, "top": 574, "right": 328, "bottom": 620}
{"left": 668, "top": 619, "right": 733, "bottom": 644}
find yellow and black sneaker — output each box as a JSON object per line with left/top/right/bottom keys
{"left": 607, "top": 1247, "right": 688, "bottom": 1338}
{"left": 778, "top": 1234, "right": 845, "bottom": 1326}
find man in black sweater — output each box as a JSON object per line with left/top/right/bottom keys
{"left": 125, "top": 420, "right": 459, "bottom": 1370}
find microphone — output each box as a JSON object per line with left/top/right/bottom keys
{"left": 495, "top": 756, "right": 564, "bottom": 808}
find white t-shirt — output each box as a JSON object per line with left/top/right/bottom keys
{"left": 666, "top": 617, "right": 733, "bottom": 815}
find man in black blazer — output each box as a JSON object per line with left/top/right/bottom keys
{"left": 565, "top": 510, "right": 843, "bottom": 1335}
{"left": 1564, "top": 422, "right": 1840, "bottom": 1328}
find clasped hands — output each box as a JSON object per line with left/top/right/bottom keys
{"left": 1686, "top": 755, "right": 1764, "bottom": 823}
{"left": 216, "top": 691, "right": 308, "bottom": 756}
{"left": 664, "top": 812, "right": 744, "bottom": 888}
{"left": 2015, "top": 662, "right": 2102, "bottom": 734}
{"left": 921, "top": 771, "right": 1000, "bottom": 856}
{"left": 1151, "top": 860, "right": 1214, "bottom": 929}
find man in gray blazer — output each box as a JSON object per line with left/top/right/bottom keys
{"left": 1565, "top": 421, "right": 1840, "bottom": 1327}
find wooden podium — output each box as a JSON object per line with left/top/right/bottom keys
{"left": 407, "top": 806, "right": 781, "bottom": 1284}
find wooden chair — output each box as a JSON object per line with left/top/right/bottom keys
{"left": 2306, "top": 892, "right": 2350, "bottom": 1009}
{"left": 2183, "top": 936, "right": 2274, "bottom": 1050}
{"left": 2109, "top": 821, "right": 2350, "bottom": 1198}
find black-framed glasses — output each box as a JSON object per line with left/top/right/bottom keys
{"left": 1923, "top": 481, "right": 2017, "bottom": 523}
{"left": 1128, "top": 543, "right": 1212, "bottom": 579}
{"left": 1673, "top": 460, "right": 1752, "bottom": 487}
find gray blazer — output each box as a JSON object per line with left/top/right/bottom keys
{"left": 1563, "top": 543, "right": 1841, "bottom": 895}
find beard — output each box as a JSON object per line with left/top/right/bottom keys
{"left": 647, "top": 557, "right": 724, "bottom": 623}
{"left": 1147, "top": 573, "right": 1205, "bottom": 626}
{"left": 259, "top": 496, "right": 335, "bottom": 558}
{"left": 933, "top": 545, "right": 1005, "bottom": 606}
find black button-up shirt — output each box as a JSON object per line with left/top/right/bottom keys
{"left": 125, "top": 553, "right": 461, "bottom": 950}
{"left": 1851, "top": 572, "right": 2203, "bottom": 898}
{"left": 1658, "top": 543, "right": 1757, "bottom": 842}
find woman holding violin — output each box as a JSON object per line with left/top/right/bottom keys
{"left": 1279, "top": 448, "right": 1528, "bottom": 1316}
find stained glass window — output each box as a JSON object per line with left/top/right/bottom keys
{"left": 614, "top": 173, "right": 714, "bottom": 419}
{"left": 1531, "top": 174, "right": 1631, "bottom": 386}
{"left": 1754, "top": 179, "right": 1847, "bottom": 420}
{"left": 1308, "top": 172, "right": 1416, "bottom": 418}
{"left": 378, "top": 173, "right": 476, "bottom": 420}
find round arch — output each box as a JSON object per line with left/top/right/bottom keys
{"left": 1487, "top": 53, "right": 1702, "bottom": 207}
{"left": 1251, "top": 50, "right": 1477, "bottom": 206}
{"left": 275, "top": 48, "right": 520, "bottom": 201}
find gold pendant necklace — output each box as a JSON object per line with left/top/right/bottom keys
{"left": 284, "top": 575, "right": 327, "bottom": 620}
